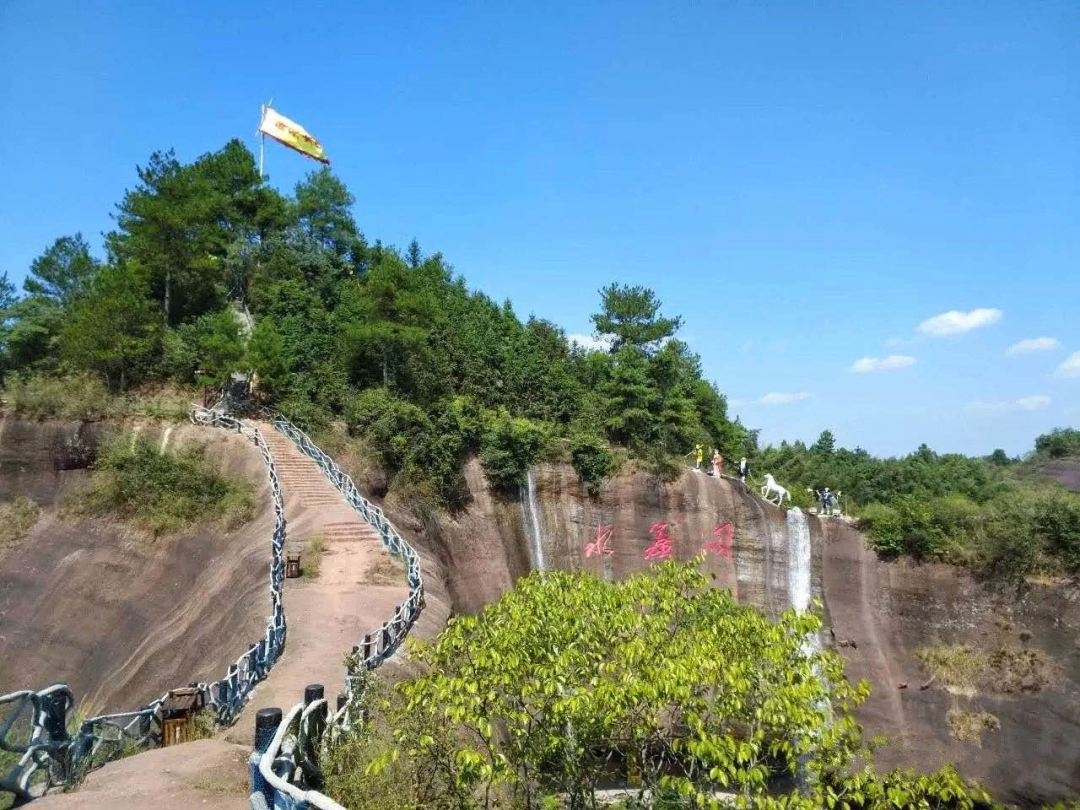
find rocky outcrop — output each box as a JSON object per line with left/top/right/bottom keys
{"left": 0, "top": 416, "right": 273, "bottom": 716}
{"left": 822, "top": 520, "right": 1080, "bottom": 806}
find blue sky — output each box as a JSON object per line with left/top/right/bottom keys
{"left": 2, "top": 1, "right": 1077, "bottom": 456}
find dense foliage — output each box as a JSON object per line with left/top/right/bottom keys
{"left": 325, "top": 560, "right": 997, "bottom": 810}
{"left": 78, "top": 435, "right": 254, "bottom": 535}
{"left": 0, "top": 140, "right": 745, "bottom": 505}
{"left": 750, "top": 428, "right": 1080, "bottom": 580}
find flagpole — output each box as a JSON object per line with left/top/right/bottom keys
{"left": 258, "top": 104, "right": 265, "bottom": 178}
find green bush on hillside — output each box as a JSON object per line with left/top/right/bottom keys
{"left": 569, "top": 432, "right": 616, "bottom": 496}
{"left": 859, "top": 502, "right": 903, "bottom": 555}
{"left": 79, "top": 435, "right": 254, "bottom": 535}
{"left": 3, "top": 372, "right": 112, "bottom": 420}
{"left": 0, "top": 496, "right": 41, "bottom": 554}
{"left": 1034, "top": 428, "right": 1080, "bottom": 459}
{"left": 480, "top": 409, "right": 548, "bottom": 490}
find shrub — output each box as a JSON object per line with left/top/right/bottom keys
{"left": 1035, "top": 489, "right": 1080, "bottom": 573}
{"left": 364, "top": 561, "right": 868, "bottom": 810}
{"left": 301, "top": 534, "right": 325, "bottom": 578}
{"left": 79, "top": 436, "right": 254, "bottom": 536}
{"left": 893, "top": 494, "right": 945, "bottom": 559}
{"left": 0, "top": 496, "right": 41, "bottom": 555}
{"left": 859, "top": 502, "right": 903, "bottom": 555}
{"left": 569, "top": 432, "right": 615, "bottom": 496}
{"left": 3, "top": 372, "right": 112, "bottom": 420}
{"left": 345, "top": 387, "right": 432, "bottom": 473}
{"left": 278, "top": 396, "right": 331, "bottom": 433}
{"left": 480, "top": 409, "right": 547, "bottom": 490}
{"left": 1034, "top": 427, "right": 1080, "bottom": 459}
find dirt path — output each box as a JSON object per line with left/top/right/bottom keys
{"left": 35, "top": 421, "right": 410, "bottom": 809}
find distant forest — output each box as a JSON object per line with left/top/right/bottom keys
{"left": 0, "top": 139, "right": 1077, "bottom": 582}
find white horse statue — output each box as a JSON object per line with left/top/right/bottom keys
{"left": 761, "top": 473, "right": 790, "bottom": 506}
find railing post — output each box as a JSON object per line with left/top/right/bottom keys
{"left": 250, "top": 707, "right": 281, "bottom": 806}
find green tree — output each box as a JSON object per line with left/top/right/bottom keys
{"left": 60, "top": 263, "right": 163, "bottom": 389}
{"left": 107, "top": 140, "right": 286, "bottom": 324}
{"left": 164, "top": 309, "right": 246, "bottom": 387}
{"left": 1035, "top": 428, "right": 1080, "bottom": 459}
{"left": 2, "top": 296, "right": 64, "bottom": 373}
{"left": 600, "top": 345, "right": 658, "bottom": 448}
{"left": 812, "top": 429, "right": 836, "bottom": 456}
{"left": 341, "top": 253, "right": 434, "bottom": 391}
{"left": 591, "top": 283, "right": 682, "bottom": 353}
{"left": 480, "top": 409, "right": 547, "bottom": 489}
{"left": 294, "top": 167, "right": 363, "bottom": 262}
{"left": 357, "top": 561, "right": 872, "bottom": 810}
{"left": 247, "top": 316, "right": 290, "bottom": 401}
{"left": 0, "top": 271, "right": 15, "bottom": 376}
{"left": 23, "top": 234, "right": 99, "bottom": 307}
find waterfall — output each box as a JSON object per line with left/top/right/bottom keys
{"left": 521, "top": 469, "right": 546, "bottom": 571}
{"left": 159, "top": 425, "right": 174, "bottom": 453}
{"left": 786, "top": 506, "right": 820, "bottom": 653}
{"left": 786, "top": 507, "right": 811, "bottom": 613}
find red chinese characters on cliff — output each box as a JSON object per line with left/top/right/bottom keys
{"left": 702, "top": 522, "right": 734, "bottom": 561}
{"left": 584, "top": 524, "right": 614, "bottom": 558}
{"left": 644, "top": 522, "right": 674, "bottom": 561}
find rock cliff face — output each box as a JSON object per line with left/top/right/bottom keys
{"left": 403, "top": 460, "right": 1080, "bottom": 806}
{"left": 3, "top": 418, "right": 1078, "bottom": 805}
{"left": 0, "top": 415, "right": 273, "bottom": 716}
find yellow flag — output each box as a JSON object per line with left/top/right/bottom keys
{"left": 258, "top": 106, "right": 329, "bottom": 164}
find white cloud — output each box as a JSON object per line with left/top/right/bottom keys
{"left": 757, "top": 392, "right": 811, "bottom": 405}
{"left": 917, "top": 308, "right": 1002, "bottom": 336}
{"left": 1005, "top": 337, "right": 1060, "bottom": 357}
{"left": 1018, "top": 395, "right": 1052, "bottom": 411}
{"left": 567, "top": 333, "right": 612, "bottom": 352}
{"left": 849, "top": 355, "right": 917, "bottom": 373}
{"left": 967, "top": 396, "right": 1051, "bottom": 412}
{"left": 1058, "top": 351, "right": 1080, "bottom": 378}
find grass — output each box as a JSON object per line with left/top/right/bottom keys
{"left": 189, "top": 709, "right": 218, "bottom": 741}
{"left": 302, "top": 533, "right": 325, "bottom": 578}
{"left": 2, "top": 372, "right": 113, "bottom": 421}
{"left": 364, "top": 554, "right": 405, "bottom": 586}
{"left": 917, "top": 642, "right": 1054, "bottom": 699}
{"left": 915, "top": 645, "right": 984, "bottom": 698}
{"left": 946, "top": 709, "right": 1000, "bottom": 746}
{"left": 2, "top": 372, "right": 197, "bottom": 423}
{"left": 76, "top": 435, "right": 254, "bottom": 536}
{"left": 192, "top": 767, "right": 250, "bottom": 795}
{"left": 984, "top": 645, "right": 1053, "bottom": 694}
{"left": 0, "top": 496, "right": 41, "bottom": 556}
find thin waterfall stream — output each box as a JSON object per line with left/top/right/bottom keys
{"left": 521, "top": 468, "right": 546, "bottom": 571}
{"left": 786, "top": 507, "right": 821, "bottom": 652}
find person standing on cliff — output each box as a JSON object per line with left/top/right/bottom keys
{"left": 691, "top": 443, "right": 703, "bottom": 470}
{"left": 712, "top": 450, "right": 724, "bottom": 477}
{"left": 739, "top": 457, "right": 749, "bottom": 482}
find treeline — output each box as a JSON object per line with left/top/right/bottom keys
{"left": 0, "top": 139, "right": 746, "bottom": 506}
{"left": 758, "top": 428, "right": 1080, "bottom": 583}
